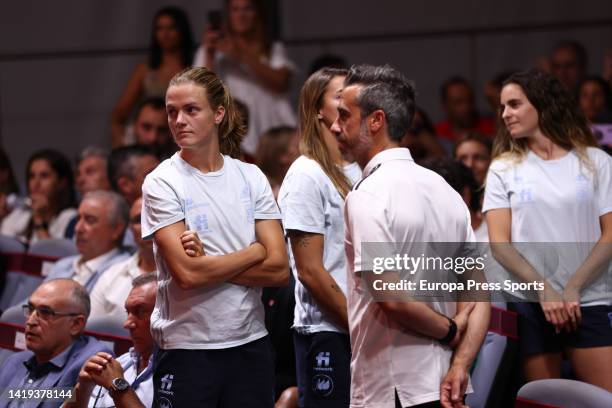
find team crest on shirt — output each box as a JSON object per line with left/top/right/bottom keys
{"left": 312, "top": 374, "right": 334, "bottom": 397}
{"left": 158, "top": 397, "right": 173, "bottom": 408}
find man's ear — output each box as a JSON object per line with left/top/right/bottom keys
{"left": 369, "top": 110, "right": 385, "bottom": 133}
{"left": 70, "top": 315, "right": 86, "bottom": 336}
{"left": 110, "top": 219, "right": 126, "bottom": 243}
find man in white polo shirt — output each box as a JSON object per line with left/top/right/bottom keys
{"left": 332, "top": 64, "right": 490, "bottom": 408}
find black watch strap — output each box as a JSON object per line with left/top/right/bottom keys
{"left": 438, "top": 316, "right": 457, "bottom": 345}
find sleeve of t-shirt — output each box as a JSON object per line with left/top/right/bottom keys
{"left": 280, "top": 170, "right": 325, "bottom": 234}
{"left": 250, "top": 165, "right": 282, "bottom": 220}
{"left": 482, "top": 161, "right": 510, "bottom": 213}
{"left": 141, "top": 172, "right": 185, "bottom": 240}
{"left": 269, "top": 42, "right": 296, "bottom": 72}
{"left": 595, "top": 150, "right": 612, "bottom": 216}
{"left": 345, "top": 189, "right": 393, "bottom": 273}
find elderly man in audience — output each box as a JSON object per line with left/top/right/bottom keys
{"left": 89, "top": 197, "right": 155, "bottom": 324}
{"left": 75, "top": 147, "right": 111, "bottom": 199}
{"left": 107, "top": 146, "right": 159, "bottom": 250}
{"left": 66, "top": 274, "right": 157, "bottom": 408}
{"left": 44, "top": 190, "right": 131, "bottom": 292}
{"left": 107, "top": 145, "right": 159, "bottom": 209}
{"left": 0, "top": 279, "right": 111, "bottom": 408}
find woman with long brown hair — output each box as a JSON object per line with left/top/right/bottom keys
{"left": 141, "top": 66, "right": 289, "bottom": 407}
{"left": 278, "top": 67, "right": 360, "bottom": 408}
{"left": 194, "top": 0, "right": 296, "bottom": 156}
{"left": 111, "top": 6, "right": 194, "bottom": 146}
{"left": 484, "top": 69, "right": 612, "bottom": 391}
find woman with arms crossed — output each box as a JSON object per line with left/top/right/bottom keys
{"left": 141, "top": 67, "right": 289, "bottom": 407}
{"left": 278, "top": 68, "right": 360, "bottom": 408}
{"left": 484, "top": 69, "right": 612, "bottom": 391}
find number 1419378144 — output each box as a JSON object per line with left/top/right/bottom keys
{"left": 5, "top": 387, "right": 73, "bottom": 401}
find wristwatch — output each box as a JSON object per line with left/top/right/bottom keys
{"left": 111, "top": 377, "right": 130, "bottom": 394}
{"left": 438, "top": 317, "right": 457, "bottom": 345}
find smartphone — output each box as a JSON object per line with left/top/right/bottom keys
{"left": 208, "top": 10, "right": 223, "bottom": 32}
{"left": 592, "top": 124, "right": 612, "bottom": 147}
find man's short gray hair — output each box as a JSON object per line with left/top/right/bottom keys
{"left": 82, "top": 190, "right": 129, "bottom": 230}
{"left": 345, "top": 64, "right": 416, "bottom": 142}
{"left": 77, "top": 146, "right": 109, "bottom": 166}
{"left": 132, "top": 273, "right": 157, "bottom": 288}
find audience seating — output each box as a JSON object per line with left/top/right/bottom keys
{"left": 515, "top": 379, "right": 612, "bottom": 408}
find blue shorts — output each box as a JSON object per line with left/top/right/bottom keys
{"left": 294, "top": 331, "right": 351, "bottom": 408}
{"left": 152, "top": 336, "right": 275, "bottom": 408}
{"left": 514, "top": 303, "right": 612, "bottom": 356}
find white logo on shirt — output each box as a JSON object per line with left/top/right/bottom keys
{"left": 159, "top": 374, "right": 174, "bottom": 396}
{"left": 316, "top": 351, "right": 330, "bottom": 367}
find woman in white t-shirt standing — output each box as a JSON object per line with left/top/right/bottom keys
{"left": 194, "top": 0, "right": 296, "bottom": 156}
{"left": 278, "top": 68, "right": 360, "bottom": 408}
{"left": 141, "top": 67, "right": 289, "bottom": 407}
{"left": 484, "top": 69, "right": 612, "bottom": 391}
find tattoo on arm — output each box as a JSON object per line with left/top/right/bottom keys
{"left": 298, "top": 235, "right": 311, "bottom": 248}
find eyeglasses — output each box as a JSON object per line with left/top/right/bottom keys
{"left": 22, "top": 304, "right": 81, "bottom": 320}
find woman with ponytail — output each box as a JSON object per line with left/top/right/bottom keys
{"left": 141, "top": 66, "right": 289, "bottom": 407}
{"left": 278, "top": 68, "right": 360, "bottom": 408}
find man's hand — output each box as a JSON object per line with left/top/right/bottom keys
{"left": 440, "top": 364, "right": 470, "bottom": 408}
{"left": 449, "top": 302, "right": 475, "bottom": 348}
{"left": 181, "top": 230, "right": 205, "bottom": 257}
{"left": 83, "top": 352, "right": 124, "bottom": 390}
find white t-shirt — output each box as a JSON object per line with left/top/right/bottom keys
{"left": 345, "top": 148, "right": 474, "bottom": 408}
{"left": 141, "top": 153, "right": 281, "bottom": 349}
{"left": 0, "top": 206, "right": 76, "bottom": 244}
{"left": 89, "top": 253, "right": 150, "bottom": 324}
{"left": 483, "top": 147, "right": 612, "bottom": 304}
{"left": 194, "top": 42, "right": 297, "bottom": 155}
{"left": 278, "top": 156, "right": 361, "bottom": 334}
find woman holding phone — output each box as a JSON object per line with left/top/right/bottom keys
{"left": 141, "top": 66, "right": 289, "bottom": 407}
{"left": 194, "top": 0, "right": 296, "bottom": 156}
{"left": 484, "top": 69, "right": 612, "bottom": 391}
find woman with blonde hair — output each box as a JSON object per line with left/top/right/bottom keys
{"left": 141, "top": 66, "right": 289, "bottom": 407}
{"left": 484, "top": 69, "right": 611, "bottom": 391}
{"left": 278, "top": 67, "right": 360, "bottom": 408}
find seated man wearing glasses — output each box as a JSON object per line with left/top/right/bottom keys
{"left": 0, "top": 279, "right": 111, "bottom": 408}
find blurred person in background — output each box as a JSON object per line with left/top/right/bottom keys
{"left": 89, "top": 197, "right": 156, "bottom": 324}
{"left": 550, "top": 40, "right": 588, "bottom": 95}
{"left": 435, "top": 76, "right": 495, "bottom": 142}
{"left": 579, "top": 75, "right": 612, "bottom": 124}
{"left": 453, "top": 133, "right": 492, "bottom": 187}
{"left": 255, "top": 126, "right": 299, "bottom": 199}
{"left": 1, "top": 149, "right": 77, "bottom": 245}
{"left": 111, "top": 6, "right": 194, "bottom": 147}
{"left": 75, "top": 147, "right": 111, "bottom": 199}
{"left": 400, "top": 107, "right": 448, "bottom": 162}
{"left": 194, "top": 0, "right": 297, "bottom": 156}
{"left": 0, "top": 147, "right": 21, "bottom": 223}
